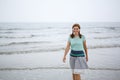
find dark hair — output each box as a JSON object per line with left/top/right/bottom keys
{"left": 70, "top": 23, "right": 82, "bottom": 38}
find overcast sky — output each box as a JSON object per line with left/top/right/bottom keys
{"left": 0, "top": 0, "right": 120, "bottom": 22}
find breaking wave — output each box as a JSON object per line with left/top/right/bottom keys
{"left": 0, "top": 44, "right": 120, "bottom": 55}
{"left": 0, "top": 67, "right": 119, "bottom": 71}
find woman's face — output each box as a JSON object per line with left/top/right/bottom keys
{"left": 72, "top": 26, "right": 80, "bottom": 34}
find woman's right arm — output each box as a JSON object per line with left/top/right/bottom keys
{"left": 63, "top": 41, "right": 70, "bottom": 63}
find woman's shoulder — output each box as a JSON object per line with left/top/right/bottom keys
{"left": 81, "top": 34, "right": 85, "bottom": 37}
{"left": 81, "top": 34, "right": 86, "bottom": 40}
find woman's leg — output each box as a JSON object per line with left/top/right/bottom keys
{"left": 74, "top": 74, "right": 81, "bottom": 80}
{"left": 77, "top": 74, "right": 81, "bottom": 80}
{"left": 70, "top": 56, "right": 75, "bottom": 80}
{"left": 72, "top": 74, "right": 75, "bottom": 80}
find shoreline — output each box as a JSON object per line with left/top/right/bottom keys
{"left": 0, "top": 69, "right": 120, "bottom": 80}
{"left": 0, "top": 47, "right": 120, "bottom": 80}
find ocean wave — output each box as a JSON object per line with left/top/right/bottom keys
{"left": 92, "top": 32, "right": 101, "bottom": 34}
{"left": 0, "top": 48, "right": 64, "bottom": 55}
{"left": 0, "top": 35, "right": 36, "bottom": 39}
{"left": 0, "top": 27, "right": 54, "bottom": 30}
{"left": 0, "top": 28, "right": 21, "bottom": 30}
{"left": 0, "top": 32, "right": 14, "bottom": 34}
{"left": 104, "top": 27, "right": 119, "bottom": 30}
{"left": 0, "top": 67, "right": 119, "bottom": 71}
{"left": 88, "top": 44, "right": 120, "bottom": 49}
{"left": 0, "top": 44, "right": 120, "bottom": 55}
{"left": 0, "top": 41, "right": 50, "bottom": 46}
{"left": 94, "top": 36, "right": 120, "bottom": 39}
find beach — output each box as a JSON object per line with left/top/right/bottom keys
{"left": 0, "top": 48, "right": 120, "bottom": 80}
{"left": 0, "top": 22, "right": 120, "bottom": 80}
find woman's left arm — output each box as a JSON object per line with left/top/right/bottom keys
{"left": 83, "top": 40, "right": 88, "bottom": 62}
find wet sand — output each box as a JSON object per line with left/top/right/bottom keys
{"left": 0, "top": 48, "right": 120, "bottom": 80}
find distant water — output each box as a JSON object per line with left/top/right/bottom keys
{"left": 0, "top": 22, "right": 120, "bottom": 55}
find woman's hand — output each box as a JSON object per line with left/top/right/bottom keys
{"left": 86, "top": 56, "right": 88, "bottom": 62}
{"left": 63, "top": 56, "right": 66, "bottom": 63}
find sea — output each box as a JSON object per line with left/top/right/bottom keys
{"left": 0, "top": 22, "right": 120, "bottom": 80}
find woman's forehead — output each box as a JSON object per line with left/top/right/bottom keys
{"left": 73, "top": 26, "right": 79, "bottom": 28}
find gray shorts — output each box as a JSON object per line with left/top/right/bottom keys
{"left": 69, "top": 56, "right": 88, "bottom": 74}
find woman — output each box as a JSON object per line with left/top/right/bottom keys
{"left": 63, "top": 23, "right": 88, "bottom": 80}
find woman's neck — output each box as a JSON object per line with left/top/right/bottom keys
{"left": 74, "top": 34, "right": 79, "bottom": 37}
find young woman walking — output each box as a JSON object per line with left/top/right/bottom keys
{"left": 63, "top": 23, "right": 88, "bottom": 80}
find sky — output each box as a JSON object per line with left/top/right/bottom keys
{"left": 0, "top": 0, "right": 120, "bottom": 22}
